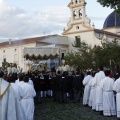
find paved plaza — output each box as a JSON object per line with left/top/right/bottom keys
{"left": 34, "top": 98, "right": 116, "bottom": 120}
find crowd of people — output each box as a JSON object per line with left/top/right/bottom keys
{"left": 0, "top": 71, "right": 36, "bottom": 120}
{"left": 0, "top": 64, "right": 120, "bottom": 120}
{"left": 82, "top": 66, "right": 120, "bottom": 120}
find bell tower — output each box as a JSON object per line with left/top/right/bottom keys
{"left": 63, "top": 0, "right": 92, "bottom": 35}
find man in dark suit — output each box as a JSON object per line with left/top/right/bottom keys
{"left": 67, "top": 72, "right": 74, "bottom": 100}
{"left": 73, "top": 71, "right": 83, "bottom": 103}
{"left": 58, "top": 72, "right": 68, "bottom": 103}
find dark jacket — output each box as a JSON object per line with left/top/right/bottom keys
{"left": 59, "top": 77, "right": 68, "bottom": 93}
{"left": 73, "top": 75, "right": 83, "bottom": 91}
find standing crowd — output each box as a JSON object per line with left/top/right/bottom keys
{"left": 1, "top": 64, "right": 120, "bottom": 120}
{"left": 83, "top": 66, "right": 120, "bottom": 120}
{"left": 0, "top": 71, "right": 36, "bottom": 120}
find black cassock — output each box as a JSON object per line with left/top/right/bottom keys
{"left": 58, "top": 77, "right": 68, "bottom": 103}
{"left": 73, "top": 75, "right": 83, "bottom": 103}
{"left": 66, "top": 75, "right": 74, "bottom": 99}
{"left": 33, "top": 76, "right": 40, "bottom": 92}
{"left": 39, "top": 77, "right": 46, "bottom": 91}
{"left": 59, "top": 77, "right": 68, "bottom": 93}
{"left": 43, "top": 74, "right": 50, "bottom": 91}
{"left": 73, "top": 76, "right": 83, "bottom": 91}
{"left": 67, "top": 75, "right": 74, "bottom": 91}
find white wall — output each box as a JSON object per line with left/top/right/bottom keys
{"left": 64, "top": 30, "right": 101, "bottom": 53}
{"left": 38, "top": 36, "right": 68, "bottom": 45}
{"left": 0, "top": 43, "right": 36, "bottom": 72}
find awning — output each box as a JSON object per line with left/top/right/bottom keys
{"left": 23, "top": 47, "right": 60, "bottom": 60}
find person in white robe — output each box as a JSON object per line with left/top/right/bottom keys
{"left": 90, "top": 73, "right": 97, "bottom": 110}
{"left": 20, "top": 76, "right": 36, "bottom": 120}
{"left": 0, "top": 70, "right": 17, "bottom": 120}
{"left": 29, "top": 78, "right": 34, "bottom": 87}
{"left": 61, "top": 64, "right": 67, "bottom": 73}
{"left": 88, "top": 77, "right": 93, "bottom": 107}
{"left": 100, "top": 70, "right": 116, "bottom": 116}
{"left": 16, "top": 73, "right": 34, "bottom": 87}
{"left": 83, "top": 71, "right": 92, "bottom": 106}
{"left": 15, "top": 73, "right": 22, "bottom": 84}
{"left": 7, "top": 66, "right": 12, "bottom": 75}
{"left": 65, "top": 64, "right": 70, "bottom": 72}
{"left": 95, "top": 66, "right": 105, "bottom": 112}
{"left": 113, "top": 76, "right": 120, "bottom": 119}
{"left": 16, "top": 74, "right": 25, "bottom": 87}
{"left": 11, "top": 82, "right": 26, "bottom": 120}
{"left": 88, "top": 72, "right": 96, "bottom": 109}
{"left": 12, "top": 66, "right": 18, "bottom": 74}
{"left": 56, "top": 65, "right": 62, "bottom": 73}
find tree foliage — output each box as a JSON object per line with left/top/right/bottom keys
{"left": 97, "top": 0, "right": 120, "bottom": 14}
{"left": 64, "top": 40, "right": 120, "bottom": 70}
{"left": 65, "top": 41, "right": 93, "bottom": 70}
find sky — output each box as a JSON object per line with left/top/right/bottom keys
{"left": 0, "top": 0, "right": 113, "bottom": 42}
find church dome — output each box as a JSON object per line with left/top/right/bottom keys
{"left": 103, "top": 11, "right": 120, "bottom": 29}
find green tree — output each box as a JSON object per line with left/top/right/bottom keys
{"left": 97, "top": 0, "right": 120, "bottom": 13}
{"left": 65, "top": 41, "right": 93, "bottom": 70}
{"left": 93, "top": 40, "right": 120, "bottom": 68}
{"left": 65, "top": 40, "right": 120, "bottom": 71}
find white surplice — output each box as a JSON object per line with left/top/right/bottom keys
{"left": 56, "top": 66, "right": 62, "bottom": 73}
{"left": 88, "top": 77, "right": 92, "bottom": 107}
{"left": 0, "top": 78, "right": 17, "bottom": 120}
{"left": 12, "top": 67, "right": 18, "bottom": 73}
{"left": 88, "top": 77, "right": 96, "bottom": 109}
{"left": 83, "top": 75, "right": 92, "bottom": 105}
{"left": 7, "top": 67, "right": 12, "bottom": 75}
{"left": 95, "top": 71, "right": 105, "bottom": 111}
{"left": 113, "top": 77, "right": 120, "bottom": 118}
{"left": 11, "top": 83, "right": 26, "bottom": 120}
{"left": 20, "top": 83, "right": 36, "bottom": 120}
{"left": 100, "top": 77, "right": 116, "bottom": 116}
{"left": 90, "top": 75, "right": 97, "bottom": 110}
{"left": 16, "top": 79, "right": 34, "bottom": 87}
{"left": 28, "top": 79, "right": 34, "bottom": 87}
{"left": 61, "top": 65, "right": 67, "bottom": 72}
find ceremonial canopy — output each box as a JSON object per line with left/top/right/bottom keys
{"left": 24, "top": 47, "right": 60, "bottom": 60}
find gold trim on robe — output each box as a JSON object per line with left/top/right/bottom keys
{"left": 0, "top": 83, "right": 11, "bottom": 99}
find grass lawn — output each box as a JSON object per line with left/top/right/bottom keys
{"left": 34, "top": 98, "right": 117, "bottom": 120}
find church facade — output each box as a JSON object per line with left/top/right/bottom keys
{"left": 63, "top": 0, "right": 120, "bottom": 52}
{"left": 0, "top": 0, "right": 120, "bottom": 71}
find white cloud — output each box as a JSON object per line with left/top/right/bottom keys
{"left": 0, "top": 0, "right": 111, "bottom": 42}
{"left": 0, "top": 1, "right": 70, "bottom": 42}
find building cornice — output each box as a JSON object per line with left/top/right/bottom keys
{"left": 94, "top": 29, "right": 120, "bottom": 38}
{"left": 63, "top": 29, "right": 93, "bottom": 35}
{"left": 62, "top": 23, "right": 93, "bottom": 35}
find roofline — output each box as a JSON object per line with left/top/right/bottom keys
{"left": 0, "top": 34, "right": 64, "bottom": 48}
{"left": 94, "top": 29, "right": 120, "bottom": 38}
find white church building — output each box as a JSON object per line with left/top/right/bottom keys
{"left": 0, "top": 0, "right": 120, "bottom": 71}
{"left": 62, "top": 0, "right": 120, "bottom": 52}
